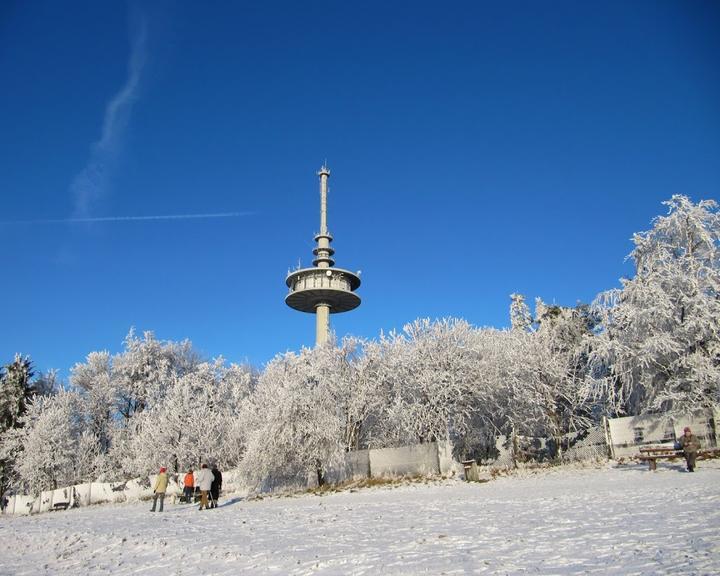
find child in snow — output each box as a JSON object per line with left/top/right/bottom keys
{"left": 679, "top": 427, "right": 701, "bottom": 472}
{"left": 150, "top": 467, "right": 169, "bottom": 512}
{"left": 196, "top": 463, "right": 214, "bottom": 510}
{"left": 183, "top": 469, "right": 195, "bottom": 503}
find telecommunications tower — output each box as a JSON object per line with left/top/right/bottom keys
{"left": 285, "top": 165, "right": 361, "bottom": 346}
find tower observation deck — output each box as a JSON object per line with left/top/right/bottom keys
{"left": 285, "top": 166, "right": 361, "bottom": 346}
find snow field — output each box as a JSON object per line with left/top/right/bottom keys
{"left": 2, "top": 461, "right": 719, "bottom": 575}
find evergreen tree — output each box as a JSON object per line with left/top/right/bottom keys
{"left": 0, "top": 354, "right": 35, "bottom": 433}
{"left": 510, "top": 293, "right": 534, "bottom": 331}
{"left": 0, "top": 355, "right": 36, "bottom": 494}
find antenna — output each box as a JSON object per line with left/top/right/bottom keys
{"left": 284, "top": 167, "right": 361, "bottom": 347}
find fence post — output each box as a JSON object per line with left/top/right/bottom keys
{"left": 602, "top": 416, "right": 614, "bottom": 459}
{"left": 556, "top": 434, "right": 564, "bottom": 463}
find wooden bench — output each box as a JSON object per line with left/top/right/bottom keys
{"left": 52, "top": 501, "right": 70, "bottom": 511}
{"left": 637, "top": 445, "right": 720, "bottom": 471}
{"left": 637, "top": 446, "right": 682, "bottom": 471}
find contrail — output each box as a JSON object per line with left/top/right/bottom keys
{"left": 70, "top": 13, "right": 147, "bottom": 219}
{"left": 1, "top": 212, "right": 254, "bottom": 225}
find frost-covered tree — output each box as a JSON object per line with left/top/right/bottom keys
{"left": 370, "top": 319, "right": 481, "bottom": 448}
{"left": 12, "top": 390, "right": 86, "bottom": 493}
{"left": 71, "top": 352, "right": 114, "bottom": 455}
{"left": 112, "top": 329, "right": 200, "bottom": 422}
{"left": 589, "top": 195, "right": 720, "bottom": 415}
{"left": 217, "top": 361, "right": 257, "bottom": 461}
{"left": 32, "top": 369, "right": 59, "bottom": 397}
{"left": 124, "top": 359, "right": 253, "bottom": 476}
{"left": 0, "top": 355, "right": 44, "bottom": 494}
{"left": 510, "top": 293, "right": 534, "bottom": 332}
{"left": 335, "top": 337, "right": 387, "bottom": 451}
{"left": 241, "top": 347, "right": 346, "bottom": 488}
{"left": 0, "top": 354, "right": 35, "bottom": 433}
{"left": 512, "top": 302, "right": 595, "bottom": 443}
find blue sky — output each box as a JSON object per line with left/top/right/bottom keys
{"left": 1, "top": 1, "right": 719, "bottom": 378}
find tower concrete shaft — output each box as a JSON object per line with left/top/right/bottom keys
{"left": 316, "top": 304, "right": 330, "bottom": 346}
{"left": 285, "top": 165, "right": 361, "bottom": 346}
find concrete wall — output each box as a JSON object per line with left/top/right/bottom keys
{"left": 369, "top": 443, "right": 440, "bottom": 477}
{"left": 3, "top": 495, "right": 35, "bottom": 516}
{"left": 323, "top": 442, "right": 457, "bottom": 486}
{"left": 3, "top": 475, "right": 157, "bottom": 516}
{"left": 437, "top": 440, "right": 461, "bottom": 476}
{"left": 324, "top": 450, "right": 371, "bottom": 485}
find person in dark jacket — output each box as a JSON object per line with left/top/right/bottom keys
{"left": 210, "top": 465, "right": 222, "bottom": 508}
{"left": 679, "top": 427, "right": 701, "bottom": 472}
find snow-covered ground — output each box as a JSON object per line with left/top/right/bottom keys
{"left": 3, "top": 460, "right": 719, "bottom": 575}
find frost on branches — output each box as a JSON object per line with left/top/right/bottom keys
{"left": 241, "top": 345, "right": 349, "bottom": 489}
{"left": 3, "top": 331, "right": 257, "bottom": 494}
{"left": 589, "top": 195, "right": 720, "bottom": 415}
{"left": 5, "top": 195, "right": 719, "bottom": 494}
{"left": 12, "top": 391, "right": 87, "bottom": 494}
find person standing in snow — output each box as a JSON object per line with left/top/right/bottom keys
{"left": 150, "top": 467, "right": 169, "bottom": 512}
{"left": 679, "top": 427, "right": 701, "bottom": 472}
{"left": 210, "top": 464, "right": 223, "bottom": 508}
{"left": 196, "top": 463, "right": 214, "bottom": 510}
{"left": 183, "top": 468, "right": 195, "bottom": 504}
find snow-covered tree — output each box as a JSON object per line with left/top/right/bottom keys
{"left": 13, "top": 390, "right": 86, "bottom": 493}
{"left": 108, "top": 358, "right": 255, "bottom": 478}
{"left": 0, "top": 355, "right": 36, "bottom": 494}
{"left": 513, "top": 302, "right": 595, "bottom": 441}
{"left": 370, "top": 319, "right": 481, "bottom": 448}
{"left": 216, "top": 361, "right": 257, "bottom": 461}
{"left": 334, "top": 337, "right": 387, "bottom": 451}
{"left": 71, "top": 352, "right": 114, "bottom": 454}
{"left": 32, "top": 369, "right": 59, "bottom": 397}
{"left": 510, "top": 293, "right": 534, "bottom": 331}
{"left": 589, "top": 195, "right": 720, "bottom": 415}
{"left": 241, "top": 347, "right": 346, "bottom": 488}
{"left": 0, "top": 354, "right": 35, "bottom": 433}
{"left": 112, "top": 329, "right": 199, "bottom": 422}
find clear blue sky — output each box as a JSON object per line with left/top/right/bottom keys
{"left": 1, "top": 1, "right": 719, "bottom": 377}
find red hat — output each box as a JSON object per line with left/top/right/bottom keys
{"left": 159, "top": 467, "right": 167, "bottom": 473}
{"left": 683, "top": 427, "right": 691, "bottom": 433}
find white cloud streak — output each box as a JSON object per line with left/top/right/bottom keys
{"left": 70, "top": 16, "right": 148, "bottom": 218}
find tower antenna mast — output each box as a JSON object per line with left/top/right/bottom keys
{"left": 285, "top": 165, "right": 362, "bottom": 346}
